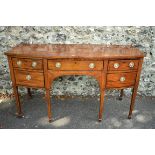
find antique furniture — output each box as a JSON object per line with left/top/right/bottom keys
{"left": 5, "top": 44, "right": 145, "bottom": 122}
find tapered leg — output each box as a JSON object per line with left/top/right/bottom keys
{"left": 128, "top": 58, "right": 143, "bottom": 119}
{"left": 98, "top": 89, "right": 105, "bottom": 121}
{"left": 27, "top": 88, "right": 32, "bottom": 98}
{"left": 13, "top": 86, "right": 23, "bottom": 117}
{"left": 118, "top": 89, "right": 123, "bottom": 100}
{"left": 45, "top": 89, "right": 52, "bottom": 122}
{"left": 128, "top": 87, "right": 137, "bottom": 119}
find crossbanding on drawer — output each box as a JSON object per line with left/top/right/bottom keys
{"left": 108, "top": 60, "right": 139, "bottom": 71}
{"left": 14, "top": 70, "right": 44, "bottom": 87}
{"left": 48, "top": 60, "right": 103, "bottom": 71}
{"left": 106, "top": 72, "right": 137, "bottom": 88}
{"left": 12, "top": 58, "right": 43, "bottom": 70}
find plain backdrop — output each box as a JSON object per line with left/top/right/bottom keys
{"left": 0, "top": 0, "right": 155, "bottom": 155}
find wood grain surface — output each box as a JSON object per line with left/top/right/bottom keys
{"left": 12, "top": 58, "right": 43, "bottom": 70}
{"left": 106, "top": 72, "right": 137, "bottom": 88}
{"left": 5, "top": 44, "right": 145, "bottom": 122}
{"left": 48, "top": 60, "right": 103, "bottom": 71}
{"left": 14, "top": 69, "right": 44, "bottom": 87}
{"left": 108, "top": 59, "right": 139, "bottom": 71}
{"left": 5, "top": 44, "right": 145, "bottom": 59}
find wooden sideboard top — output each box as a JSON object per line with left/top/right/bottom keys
{"left": 5, "top": 44, "right": 145, "bottom": 59}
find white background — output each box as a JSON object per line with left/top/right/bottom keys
{"left": 0, "top": 0, "right": 155, "bottom": 155}
{"left": 0, "top": 0, "right": 155, "bottom": 26}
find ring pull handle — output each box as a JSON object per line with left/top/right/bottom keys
{"left": 89, "top": 63, "right": 95, "bottom": 69}
{"left": 120, "top": 77, "right": 126, "bottom": 82}
{"left": 17, "top": 60, "right": 22, "bottom": 67}
{"left": 55, "top": 62, "right": 61, "bottom": 68}
{"left": 129, "top": 62, "right": 134, "bottom": 68}
{"left": 32, "top": 61, "right": 37, "bottom": 68}
{"left": 114, "top": 63, "right": 120, "bottom": 69}
{"left": 26, "top": 75, "right": 31, "bottom": 81}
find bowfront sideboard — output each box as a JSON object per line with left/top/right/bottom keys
{"left": 5, "top": 44, "right": 145, "bottom": 122}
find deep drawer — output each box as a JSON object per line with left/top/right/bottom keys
{"left": 14, "top": 70, "right": 44, "bottom": 87}
{"left": 106, "top": 72, "right": 137, "bottom": 88}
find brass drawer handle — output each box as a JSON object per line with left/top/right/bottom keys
{"left": 114, "top": 63, "right": 120, "bottom": 69}
{"left": 17, "top": 60, "right": 22, "bottom": 67}
{"left": 129, "top": 62, "right": 134, "bottom": 68}
{"left": 32, "top": 61, "right": 37, "bottom": 68}
{"left": 89, "top": 63, "right": 95, "bottom": 69}
{"left": 55, "top": 62, "right": 61, "bottom": 68}
{"left": 120, "top": 77, "right": 126, "bottom": 82}
{"left": 26, "top": 75, "right": 31, "bottom": 80}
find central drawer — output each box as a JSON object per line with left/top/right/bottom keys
{"left": 14, "top": 70, "right": 44, "bottom": 87}
{"left": 48, "top": 60, "right": 103, "bottom": 71}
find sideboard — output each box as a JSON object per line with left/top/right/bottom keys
{"left": 5, "top": 44, "right": 145, "bottom": 122}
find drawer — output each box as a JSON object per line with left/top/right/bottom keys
{"left": 106, "top": 72, "right": 137, "bottom": 88}
{"left": 12, "top": 58, "right": 43, "bottom": 70}
{"left": 14, "top": 70, "right": 44, "bottom": 87}
{"left": 108, "top": 60, "right": 139, "bottom": 71}
{"left": 48, "top": 60, "right": 103, "bottom": 71}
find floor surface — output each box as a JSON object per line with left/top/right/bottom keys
{"left": 0, "top": 94, "right": 155, "bottom": 129}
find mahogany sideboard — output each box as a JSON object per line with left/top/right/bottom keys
{"left": 5, "top": 44, "right": 145, "bottom": 122}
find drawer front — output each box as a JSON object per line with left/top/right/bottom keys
{"left": 108, "top": 60, "right": 139, "bottom": 71}
{"left": 106, "top": 72, "right": 137, "bottom": 88}
{"left": 14, "top": 70, "right": 44, "bottom": 87}
{"left": 12, "top": 58, "right": 43, "bottom": 70}
{"left": 48, "top": 60, "right": 103, "bottom": 71}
